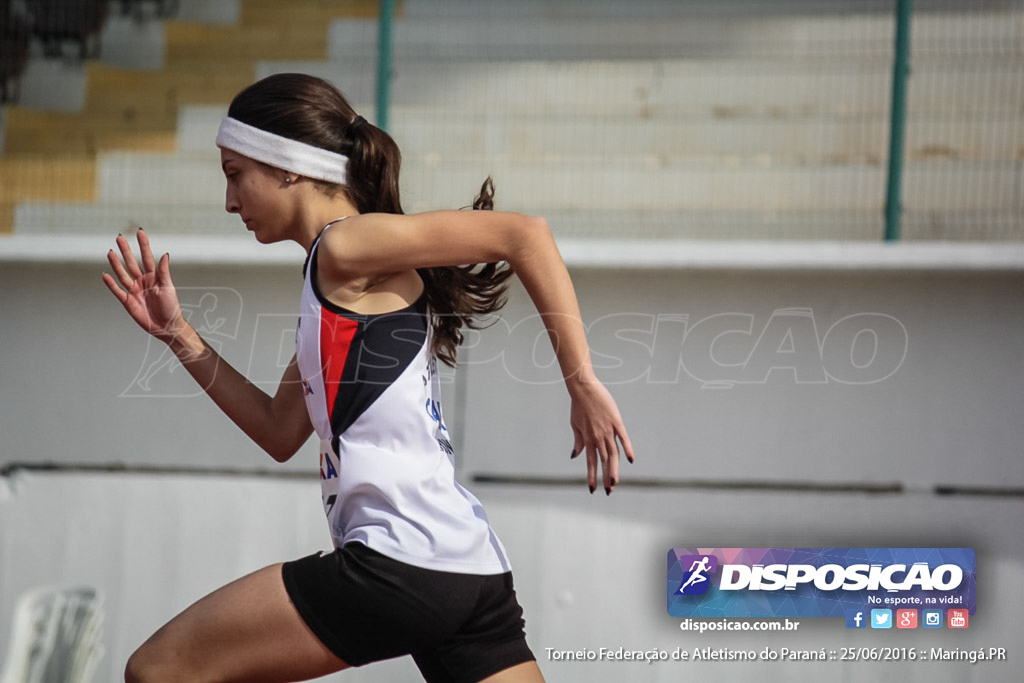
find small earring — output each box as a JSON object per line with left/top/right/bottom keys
{"left": 285, "top": 176, "right": 293, "bottom": 184}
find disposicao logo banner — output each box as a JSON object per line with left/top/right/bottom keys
{"left": 667, "top": 548, "right": 976, "bottom": 619}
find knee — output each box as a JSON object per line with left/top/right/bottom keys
{"left": 123, "top": 649, "right": 144, "bottom": 683}
{"left": 124, "top": 643, "right": 171, "bottom": 683}
{"left": 124, "top": 646, "right": 152, "bottom": 683}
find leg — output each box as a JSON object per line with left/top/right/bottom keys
{"left": 478, "top": 661, "right": 545, "bottom": 683}
{"left": 412, "top": 569, "right": 542, "bottom": 683}
{"left": 125, "top": 564, "right": 349, "bottom": 683}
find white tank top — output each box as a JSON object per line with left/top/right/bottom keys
{"left": 294, "top": 227, "right": 510, "bottom": 574}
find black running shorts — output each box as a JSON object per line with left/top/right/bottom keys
{"left": 281, "top": 543, "right": 536, "bottom": 683}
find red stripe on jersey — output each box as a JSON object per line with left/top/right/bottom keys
{"left": 319, "top": 310, "right": 359, "bottom": 423}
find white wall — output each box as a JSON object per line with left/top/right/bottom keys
{"left": 1, "top": 243, "right": 1022, "bottom": 681}
{"left": 1, "top": 471, "right": 1021, "bottom": 683}
{"left": 1, "top": 2, "right": 1021, "bottom": 678}
{"left": 2, "top": 248, "right": 1021, "bottom": 488}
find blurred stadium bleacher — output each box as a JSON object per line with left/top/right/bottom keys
{"left": 1, "top": 0, "right": 1021, "bottom": 241}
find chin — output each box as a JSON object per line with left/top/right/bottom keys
{"left": 252, "top": 231, "right": 286, "bottom": 245}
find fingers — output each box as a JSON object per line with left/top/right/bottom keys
{"left": 572, "top": 433, "right": 599, "bottom": 495}
{"left": 106, "top": 244, "right": 134, "bottom": 290}
{"left": 603, "top": 437, "right": 620, "bottom": 494}
{"left": 106, "top": 228, "right": 158, "bottom": 291}
{"left": 137, "top": 227, "right": 157, "bottom": 273}
{"left": 581, "top": 441, "right": 620, "bottom": 495}
{"left": 156, "top": 251, "right": 173, "bottom": 287}
{"left": 101, "top": 272, "right": 128, "bottom": 304}
{"left": 585, "top": 444, "right": 598, "bottom": 494}
{"left": 568, "top": 382, "right": 634, "bottom": 495}
{"left": 619, "top": 425, "right": 636, "bottom": 465}
{"left": 115, "top": 231, "right": 144, "bottom": 281}
{"left": 577, "top": 431, "right": 632, "bottom": 496}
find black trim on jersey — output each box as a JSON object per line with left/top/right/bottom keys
{"left": 302, "top": 218, "right": 351, "bottom": 277}
{"left": 328, "top": 301, "right": 428, "bottom": 452}
{"left": 307, "top": 229, "right": 427, "bottom": 319}
{"left": 306, "top": 237, "right": 430, "bottom": 452}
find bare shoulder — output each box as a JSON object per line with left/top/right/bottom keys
{"left": 318, "top": 210, "right": 549, "bottom": 283}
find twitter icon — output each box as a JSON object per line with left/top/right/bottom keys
{"left": 870, "top": 609, "right": 893, "bottom": 629}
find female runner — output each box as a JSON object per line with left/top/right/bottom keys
{"left": 105, "top": 73, "right": 633, "bottom": 683}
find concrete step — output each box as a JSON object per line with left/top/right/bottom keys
{"left": 92, "top": 150, "right": 1020, "bottom": 212}
{"left": 175, "top": 0, "right": 240, "bottom": 25}
{"left": 397, "top": 0, "right": 1018, "bottom": 24}
{"left": 0, "top": 155, "right": 96, "bottom": 232}
{"left": 162, "top": 21, "right": 329, "bottom": 63}
{"left": 14, "top": 202, "right": 240, "bottom": 235}
{"left": 178, "top": 104, "right": 1021, "bottom": 165}
{"left": 239, "top": 0, "right": 382, "bottom": 26}
{"left": 258, "top": 58, "right": 1023, "bottom": 117}
{"left": 0, "top": 156, "right": 96, "bottom": 205}
{"left": 327, "top": 11, "right": 1022, "bottom": 61}
{"left": 397, "top": 159, "right": 1019, "bottom": 213}
{"left": 3, "top": 62, "right": 255, "bottom": 155}
{"left": 10, "top": 1, "right": 241, "bottom": 113}
{"left": 4, "top": 108, "right": 178, "bottom": 156}
{"left": 13, "top": 202, "right": 1022, "bottom": 242}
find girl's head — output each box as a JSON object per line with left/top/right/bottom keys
{"left": 221, "top": 73, "right": 403, "bottom": 215}
{"left": 221, "top": 73, "right": 511, "bottom": 366}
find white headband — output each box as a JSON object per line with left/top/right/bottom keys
{"left": 215, "top": 116, "right": 348, "bottom": 185}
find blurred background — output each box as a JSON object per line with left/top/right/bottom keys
{"left": 1, "top": 1, "right": 1022, "bottom": 681}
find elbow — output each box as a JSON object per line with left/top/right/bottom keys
{"left": 259, "top": 407, "right": 313, "bottom": 463}
{"left": 267, "top": 447, "right": 297, "bottom": 464}
{"left": 265, "top": 438, "right": 303, "bottom": 463}
{"left": 263, "top": 432, "right": 307, "bottom": 464}
{"left": 526, "top": 214, "right": 552, "bottom": 241}
{"left": 509, "top": 215, "right": 554, "bottom": 263}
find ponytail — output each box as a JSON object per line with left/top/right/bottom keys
{"left": 419, "top": 177, "right": 513, "bottom": 366}
{"left": 337, "top": 115, "right": 404, "bottom": 215}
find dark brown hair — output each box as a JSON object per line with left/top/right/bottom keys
{"left": 227, "top": 73, "right": 512, "bottom": 365}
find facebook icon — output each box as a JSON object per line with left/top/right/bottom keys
{"left": 845, "top": 609, "right": 867, "bottom": 629}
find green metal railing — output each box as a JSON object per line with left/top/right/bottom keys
{"left": 375, "top": 0, "right": 395, "bottom": 133}
{"left": 376, "top": 0, "right": 923, "bottom": 242}
{"left": 884, "top": 0, "right": 913, "bottom": 241}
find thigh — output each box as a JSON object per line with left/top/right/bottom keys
{"left": 126, "top": 564, "right": 349, "bottom": 683}
{"left": 283, "top": 544, "right": 486, "bottom": 666}
{"left": 413, "top": 572, "right": 537, "bottom": 683}
{"left": 480, "top": 661, "right": 546, "bottom": 683}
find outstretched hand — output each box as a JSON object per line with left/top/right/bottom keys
{"left": 569, "top": 379, "right": 635, "bottom": 495}
{"left": 102, "top": 229, "right": 186, "bottom": 343}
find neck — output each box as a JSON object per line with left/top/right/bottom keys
{"left": 295, "top": 192, "right": 360, "bottom": 254}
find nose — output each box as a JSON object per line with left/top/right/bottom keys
{"left": 225, "top": 185, "right": 240, "bottom": 214}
